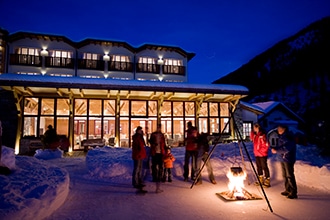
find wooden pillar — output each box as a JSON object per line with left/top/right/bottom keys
{"left": 115, "top": 92, "right": 120, "bottom": 147}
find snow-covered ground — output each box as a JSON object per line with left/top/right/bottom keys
{"left": 1, "top": 142, "right": 330, "bottom": 220}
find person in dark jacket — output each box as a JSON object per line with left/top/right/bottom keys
{"left": 251, "top": 123, "right": 270, "bottom": 187}
{"left": 195, "top": 132, "right": 216, "bottom": 185}
{"left": 42, "top": 125, "right": 59, "bottom": 149}
{"left": 149, "top": 124, "right": 166, "bottom": 193}
{"left": 271, "top": 124, "right": 298, "bottom": 199}
{"left": 132, "top": 126, "right": 147, "bottom": 190}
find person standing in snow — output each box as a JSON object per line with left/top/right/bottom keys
{"left": 183, "top": 122, "right": 198, "bottom": 181}
{"left": 250, "top": 123, "right": 271, "bottom": 187}
{"left": 162, "top": 147, "right": 175, "bottom": 182}
{"left": 42, "top": 125, "right": 59, "bottom": 149}
{"left": 271, "top": 124, "right": 298, "bottom": 199}
{"left": 132, "top": 126, "right": 147, "bottom": 191}
{"left": 195, "top": 132, "right": 216, "bottom": 185}
{"left": 149, "top": 124, "right": 166, "bottom": 193}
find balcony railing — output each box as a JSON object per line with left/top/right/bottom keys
{"left": 163, "top": 65, "right": 185, "bottom": 75}
{"left": 10, "top": 54, "right": 41, "bottom": 67}
{"left": 109, "top": 61, "right": 133, "bottom": 72}
{"left": 78, "top": 59, "right": 104, "bottom": 71}
{"left": 136, "top": 63, "right": 160, "bottom": 73}
{"left": 45, "top": 57, "right": 74, "bottom": 69}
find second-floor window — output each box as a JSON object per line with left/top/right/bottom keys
{"left": 84, "top": 53, "right": 99, "bottom": 68}
{"left": 46, "top": 50, "right": 73, "bottom": 68}
{"left": 136, "top": 57, "right": 158, "bottom": 73}
{"left": 163, "top": 59, "right": 185, "bottom": 74}
{"left": 11, "top": 47, "right": 41, "bottom": 66}
{"left": 78, "top": 53, "right": 104, "bottom": 70}
{"left": 109, "top": 55, "right": 132, "bottom": 72}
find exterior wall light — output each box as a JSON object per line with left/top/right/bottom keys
{"left": 103, "top": 54, "right": 110, "bottom": 61}
{"left": 157, "top": 58, "right": 164, "bottom": 65}
{"left": 40, "top": 49, "right": 49, "bottom": 56}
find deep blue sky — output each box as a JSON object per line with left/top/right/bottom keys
{"left": 1, "top": 0, "right": 329, "bottom": 84}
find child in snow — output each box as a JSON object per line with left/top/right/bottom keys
{"left": 162, "top": 147, "right": 176, "bottom": 182}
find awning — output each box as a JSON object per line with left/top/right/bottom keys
{"left": 0, "top": 73, "right": 248, "bottom": 102}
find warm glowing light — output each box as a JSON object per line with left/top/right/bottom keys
{"left": 226, "top": 169, "right": 247, "bottom": 197}
{"left": 40, "top": 49, "right": 49, "bottom": 56}
{"left": 158, "top": 76, "right": 163, "bottom": 81}
{"left": 103, "top": 54, "right": 110, "bottom": 61}
{"left": 157, "top": 58, "right": 164, "bottom": 65}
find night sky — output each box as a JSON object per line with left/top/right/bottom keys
{"left": 1, "top": 0, "right": 329, "bottom": 84}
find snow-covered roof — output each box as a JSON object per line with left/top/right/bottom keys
{"left": 0, "top": 73, "right": 249, "bottom": 102}
{"left": 239, "top": 101, "right": 264, "bottom": 114}
{"left": 253, "top": 101, "right": 305, "bottom": 123}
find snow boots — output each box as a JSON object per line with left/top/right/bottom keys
{"left": 254, "top": 175, "right": 264, "bottom": 186}
{"left": 255, "top": 176, "right": 271, "bottom": 187}
{"left": 263, "top": 177, "right": 271, "bottom": 187}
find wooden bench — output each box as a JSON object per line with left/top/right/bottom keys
{"left": 81, "top": 138, "right": 105, "bottom": 151}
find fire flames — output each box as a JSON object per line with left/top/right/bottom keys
{"left": 226, "top": 169, "right": 247, "bottom": 198}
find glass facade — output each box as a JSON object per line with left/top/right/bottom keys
{"left": 21, "top": 97, "right": 231, "bottom": 150}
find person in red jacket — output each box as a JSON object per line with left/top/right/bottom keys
{"left": 183, "top": 122, "right": 198, "bottom": 181}
{"left": 250, "top": 123, "right": 271, "bottom": 187}
{"left": 162, "top": 147, "right": 176, "bottom": 182}
{"left": 132, "top": 126, "right": 147, "bottom": 190}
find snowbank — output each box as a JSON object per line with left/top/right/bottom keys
{"left": 1, "top": 142, "right": 330, "bottom": 219}
{"left": 84, "top": 143, "right": 330, "bottom": 192}
{"left": 0, "top": 146, "right": 70, "bottom": 220}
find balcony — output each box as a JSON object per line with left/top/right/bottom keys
{"left": 45, "top": 57, "right": 74, "bottom": 69}
{"left": 163, "top": 65, "right": 185, "bottom": 75}
{"left": 10, "top": 54, "right": 41, "bottom": 67}
{"left": 136, "top": 63, "right": 160, "bottom": 73}
{"left": 78, "top": 59, "right": 104, "bottom": 71}
{"left": 109, "top": 61, "right": 133, "bottom": 72}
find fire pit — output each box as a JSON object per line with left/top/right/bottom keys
{"left": 217, "top": 168, "right": 262, "bottom": 201}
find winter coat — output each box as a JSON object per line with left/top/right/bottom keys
{"left": 197, "top": 133, "right": 210, "bottom": 157}
{"left": 149, "top": 131, "right": 166, "bottom": 156}
{"left": 163, "top": 152, "right": 176, "bottom": 168}
{"left": 185, "top": 127, "right": 198, "bottom": 151}
{"left": 132, "top": 133, "right": 147, "bottom": 160}
{"left": 273, "top": 130, "right": 296, "bottom": 163}
{"left": 250, "top": 131, "right": 269, "bottom": 157}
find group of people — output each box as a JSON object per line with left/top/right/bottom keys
{"left": 131, "top": 124, "right": 175, "bottom": 193}
{"left": 132, "top": 121, "right": 298, "bottom": 199}
{"left": 251, "top": 123, "right": 298, "bottom": 199}
{"left": 183, "top": 121, "right": 216, "bottom": 185}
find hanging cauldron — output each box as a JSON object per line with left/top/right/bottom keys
{"left": 230, "top": 166, "right": 243, "bottom": 176}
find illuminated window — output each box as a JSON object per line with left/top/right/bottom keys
{"left": 48, "top": 50, "right": 73, "bottom": 67}
{"left": 15, "top": 47, "right": 40, "bottom": 65}
{"left": 83, "top": 53, "right": 100, "bottom": 68}
{"left": 110, "top": 55, "right": 131, "bottom": 71}
{"left": 137, "top": 57, "right": 158, "bottom": 73}
{"left": 164, "top": 58, "right": 184, "bottom": 74}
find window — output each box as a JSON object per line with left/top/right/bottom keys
{"left": 83, "top": 53, "right": 99, "bottom": 68}
{"left": 242, "top": 122, "right": 253, "bottom": 140}
{"left": 47, "top": 50, "right": 73, "bottom": 67}
{"left": 163, "top": 58, "right": 184, "bottom": 74}
{"left": 136, "top": 57, "right": 158, "bottom": 73}
{"left": 13, "top": 47, "right": 41, "bottom": 66}
{"left": 109, "top": 55, "right": 131, "bottom": 71}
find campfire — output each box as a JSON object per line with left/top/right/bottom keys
{"left": 217, "top": 167, "right": 262, "bottom": 201}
